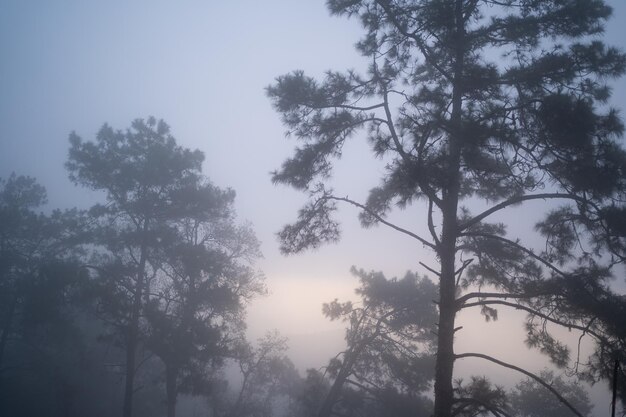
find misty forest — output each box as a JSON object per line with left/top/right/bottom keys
{"left": 2, "top": 1, "right": 626, "bottom": 417}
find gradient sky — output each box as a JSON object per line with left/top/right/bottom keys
{"left": 2, "top": 1, "right": 626, "bottom": 413}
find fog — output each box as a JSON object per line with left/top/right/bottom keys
{"left": 2, "top": 1, "right": 626, "bottom": 417}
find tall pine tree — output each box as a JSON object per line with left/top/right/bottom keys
{"left": 267, "top": 1, "right": 626, "bottom": 416}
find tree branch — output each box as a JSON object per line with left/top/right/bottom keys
{"left": 311, "top": 102, "right": 386, "bottom": 112}
{"left": 326, "top": 195, "right": 437, "bottom": 250}
{"left": 454, "top": 258, "right": 473, "bottom": 286}
{"left": 419, "top": 261, "right": 441, "bottom": 277}
{"left": 380, "top": 81, "right": 442, "bottom": 206}
{"left": 459, "top": 300, "right": 609, "bottom": 345}
{"left": 456, "top": 291, "right": 546, "bottom": 306}
{"left": 459, "top": 232, "right": 566, "bottom": 277}
{"left": 455, "top": 352, "right": 585, "bottom": 417}
{"left": 428, "top": 198, "right": 441, "bottom": 248}
{"left": 460, "top": 193, "right": 592, "bottom": 232}
{"left": 374, "top": 0, "right": 454, "bottom": 82}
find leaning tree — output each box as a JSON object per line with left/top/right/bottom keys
{"left": 267, "top": 1, "right": 626, "bottom": 416}
{"left": 317, "top": 268, "right": 437, "bottom": 417}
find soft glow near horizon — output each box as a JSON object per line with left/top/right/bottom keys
{"left": 246, "top": 275, "right": 358, "bottom": 338}
{"left": 245, "top": 274, "right": 358, "bottom": 372}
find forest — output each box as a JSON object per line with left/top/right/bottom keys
{"left": 1, "top": 1, "right": 626, "bottom": 417}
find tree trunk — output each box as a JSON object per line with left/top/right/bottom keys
{"left": 123, "top": 222, "right": 149, "bottom": 417}
{"left": 122, "top": 279, "right": 141, "bottom": 417}
{"left": 317, "top": 347, "right": 360, "bottom": 417}
{"left": 0, "top": 292, "right": 18, "bottom": 371}
{"left": 0, "top": 292, "right": 18, "bottom": 413}
{"left": 433, "top": 229, "right": 458, "bottom": 417}
{"left": 166, "top": 365, "right": 178, "bottom": 417}
{"left": 433, "top": 3, "right": 465, "bottom": 416}
{"left": 433, "top": 173, "right": 461, "bottom": 417}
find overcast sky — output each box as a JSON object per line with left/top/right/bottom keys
{"left": 2, "top": 1, "right": 626, "bottom": 412}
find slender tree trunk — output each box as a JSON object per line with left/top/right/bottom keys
{"left": 0, "top": 292, "right": 18, "bottom": 371}
{"left": 122, "top": 278, "right": 142, "bottom": 417}
{"left": 123, "top": 222, "right": 149, "bottom": 417}
{"left": 612, "top": 359, "right": 620, "bottom": 417}
{"left": 433, "top": 3, "right": 465, "bottom": 416}
{"left": 166, "top": 365, "right": 178, "bottom": 417}
{"left": 0, "top": 291, "right": 18, "bottom": 413}
{"left": 231, "top": 370, "right": 249, "bottom": 417}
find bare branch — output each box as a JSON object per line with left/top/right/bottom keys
{"left": 456, "top": 291, "right": 546, "bottom": 306}
{"left": 311, "top": 102, "right": 386, "bottom": 112}
{"left": 326, "top": 195, "right": 437, "bottom": 250}
{"left": 428, "top": 198, "right": 441, "bottom": 247}
{"left": 460, "top": 193, "right": 593, "bottom": 232}
{"left": 454, "top": 258, "right": 473, "bottom": 285}
{"left": 419, "top": 261, "right": 441, "bottom": 277}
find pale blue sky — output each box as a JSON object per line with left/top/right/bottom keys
{"left": 1, "top": 1, "right": 625, "bottom": 412}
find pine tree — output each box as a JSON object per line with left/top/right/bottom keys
{"left": 267, "top": 1, "right": 626, "bottom": 416}
{"left": 67, "top": 117, "right": 264, "bottom": 417}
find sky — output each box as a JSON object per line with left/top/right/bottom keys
{"left": 0, "top": 0, "right": 428, "bottom": 363}
{"left": 2, "top": 0, "right": 626, "bottom": 413}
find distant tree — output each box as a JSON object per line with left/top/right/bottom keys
{"left": 226, "top": 331, "right": 300, "bottom": 417}
{"left": 318, "top": 268, "right": 436, "bottom": 417}
{"left": 0, "top": 174, "right": 103, "bottom": 417}
{"left": 267, "top": 1, "right": 626, "bottom": 416}
{"left": 0, "top": 174, "right": 49, "bottom": 372}
{"left": 289, "top": 369, "right": 332, "bottom": 417}
{"left": 509, "top": 370, "right": 593, "bottom": 417}
{"left": 0, "top": 260, "right": 124, "bottom": 417}
{"left": 67, "top": 117, "right": 262, "bottom": 417}
{"left": 144, "top": 192, "right": 265, "bottom": 417}
{"left": 0, "top": 174, "right": 84, "bottom": 372}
